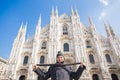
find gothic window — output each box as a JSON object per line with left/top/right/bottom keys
{"left": 41, "top": 42, "right": 46, "bottom": 49}
{"left": 92, "top": 74, "right": 99, "bottom": 80}
{"left": 19, "top": 75, "right": 25, "bottom": 80}
{"left": 64, "top": 43, "right": 69, "bottom": 51}
{"left": 105, "top": 54, "right": 112, "bottom": 63}
{"left": 89, "top": 54, "right": 95, "bottom": 64}
{"left": 111, "top": 74, "right": 119, "bottom": 80}
{"left": 63, "top": 26, "right": 68, "bottom": 35}
{"left": 86, "top": 40, "right": 91, "bottom": 48}
{"left": 23, "top": 56, "right": 29, "bottom": 65}
{"left": 40, "top": 56, "right": 45, "bottom": 64}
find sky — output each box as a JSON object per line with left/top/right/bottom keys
{"left": 0, "top": 0, "right": 120, "bottom": 60}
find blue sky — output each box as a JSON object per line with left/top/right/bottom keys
{"left": 0, "top": 0, "right": 120, "bottom": 60}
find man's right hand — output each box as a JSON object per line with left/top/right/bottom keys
{"left": 80, "top": 62, "right": 84, "bottom": 68}
{"left": 33, "top": 65, "right": 38, "bottom": 70}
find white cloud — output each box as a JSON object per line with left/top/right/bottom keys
{"left": 99, "top": 11, "right": 107, "bottom": 20}
{"left": 99, "top": 0, "right": 109, "bottom": 6}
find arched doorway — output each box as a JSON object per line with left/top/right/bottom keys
{"left": 111, "top": 74, "right": 119, "bottom": 80}
{"left": 19, "top": 75, "right": 25, "bottom": 80}
{"left": 92, "top": 74, "right": 99, "bottom": 80}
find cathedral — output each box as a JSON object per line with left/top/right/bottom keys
{"left": 1, "top": 8, "right": 120, "bottom": 80}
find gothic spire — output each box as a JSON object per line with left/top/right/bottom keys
{"left": 88, "top": 16, "right": 93, "bottom": 25}
{"left": 88, "top": 16, "right": 96, "bottom": 31}
{"left": 71, "top": 7, "right": 74, "bottom": 16}
{"left": 88, "top": 17, "right": 97, "bottom": 38}
{"left": 75, "top": 8, "right": 79, "bottom": 17}
{"left": 109, "top": 24, "right": 115, "bottom": 37}
{"left": 105, "top": 23, "right": 110, "bottom": 37}
{"left": 18, "top": 23, "right": 23, "bottom": 33}
{"left": 16, "top": 23, "right": 27, "bottom": 40}
{"left": 105, "top": 23, "right": 117, "bottom": 38}
{"left": 51, "top": 7, "right": 54, "bottom": 16}
{"left": 35, "top": 15, "right": 41, "bottom": 40}
{"left": 37, "top": 14, "right": 41, "bottom": 28}
{"left": 55, "top": 6, "right": 58, "bottom": 17}
{"left": 9, "top": 23, "right": 27, "bottom": 63}
{"left": 23, "top": 22, "right": 27, "bottom": 35}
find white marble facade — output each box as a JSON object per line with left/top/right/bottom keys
{"left": 2, "top": 8, "right": 120, "bottom": 80}
{"left": 0, "top": 57, "right": 8, "bottom": 80}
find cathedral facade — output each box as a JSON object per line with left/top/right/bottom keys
{"left": 0, "top": 57, "right": 8, "bottom": 80}
{"left": 3, "top": 8, "right": 120, "bottom": 80}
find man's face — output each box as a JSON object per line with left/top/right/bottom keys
{"left": 57, "top": 56, "right": 64, "bottom": 63}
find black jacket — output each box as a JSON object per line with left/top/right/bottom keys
{"left": 33, "top": 63, "right": 86, "bottom": 80}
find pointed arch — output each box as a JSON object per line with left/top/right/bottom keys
{"left": 111, "top": 74, "right": 119, "bottom": 80}
{"left": 105, "top": 54, "right": 112, "bottom": 63}
{"left": 19, "top": 75, "right": 25, "bottom": 80}
{"left": 23, "top": 56, "right": 29, "bottom": 65}
{"left": 89, "top": 54, "right": 95, "bottom": 64}
{"left": 40, "top": 55, "right": 45, "bottom": 64}
{"left": 64, "top": 43, "right": 69, "bottom": 51}
{"left": 92, "top": 74, "right": 99, "bottom": 80}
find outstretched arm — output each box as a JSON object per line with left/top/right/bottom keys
{"left": 33, "top": 65, "right": 51, "bottom": 79}
{"left": 70, "top": 62, "right": 86, "bottom": 80}
{"left": 33, "top": 65, "right": 46, "bottom": 78}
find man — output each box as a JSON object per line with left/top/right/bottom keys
{"left": 33, "top": 52, "right": 86, "bottom": 80}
